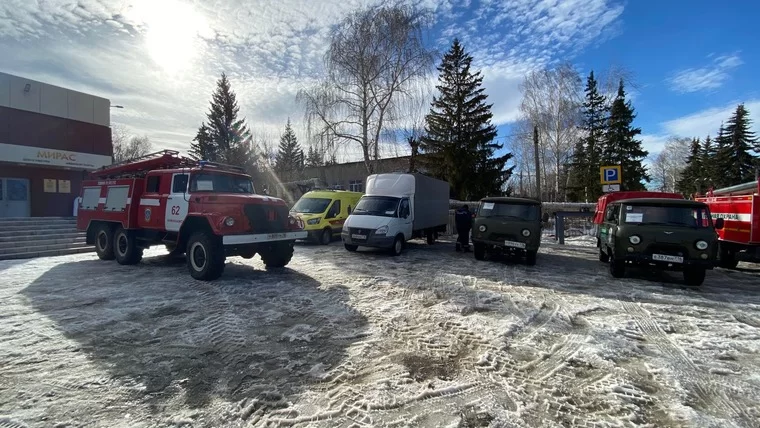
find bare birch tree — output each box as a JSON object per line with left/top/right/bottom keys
{"left": 111, "top": 124, "right": 152, "bottom": 162}
{"left": 650, "top": 137, "right": 690, "bottom": 192}
{"left": 519, "top": 62, "right": 583, "bottom": 201}
{"left": 298, "top": 4, "right": 436, "bottom": 173}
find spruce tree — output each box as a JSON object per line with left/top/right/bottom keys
{"left": 723, "top": 103, "right": 758, "bottom": 185}
{"left": 420, "top": 39, "right": 512, "bottom": 200}
{"left": 713, "top": 123, "right": 733, "bottom": 188}
{"left": 189, "top": 73, "right": 256, "bottom": 173}
{"left": 275, "top": 119, "right": 304, "bottom": 175}
{"left": 602, "top": 79, "right": 649, "bottom": 190}
{"left": 676, "top": 138, "right": 703, "bottom": 196}
{"left": 700, "top": 135, "right": 716, "bottom": 189}
{"left": 569, "top": 71, "right": 608, "bottom": 202}
{"left": 567, "top": 139, "right": 587, "bottom": 202}
{"left": 305, "top": 146, "right": 324, "bottom": 168}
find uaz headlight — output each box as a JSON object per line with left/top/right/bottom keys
{"left": 478, "top": 225, "right": 487, "bottom": 232}
{"left": 521, "top": 229, "right": 530, "bottom": 237}
{"left": 695, "top": 240, "right": 708, "bottom": 250}
{"left": 629, "top": 235, "right": 641, "bottom": 245}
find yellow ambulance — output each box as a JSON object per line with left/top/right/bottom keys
{"left": 291, "top": 190, "right": 363, "bottom": 244}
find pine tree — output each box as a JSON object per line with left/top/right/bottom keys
{"left": 305, "top": 146, "right": 324, "bottom": 168}
{"left": 713, "top": 123, "right": 733, "bottom": 188}
{"left": 676, "top": 138, "right": 703, "bottom": 196}
{"left": 419, "top": 39, "right": 512, "bottom": 200}
{"left": 602, "top": 79, "right": 649, "bottom": 190}
{"left": 275, "top": 119, "right": 304, "bottom": 175}
{"left": 723, "top": 103, "right": 758, "bottom": 185}
{"left": 567, "top": 138, "right": 587, "bottom": 202}
{"left": 700, "top": 135, "right": 717, "bottom": 189}
{"left": 568, "top": 71, "right": 608, "bottom": 202}
{"left": 189, "top": 73, "right": 257, "bottom": 173}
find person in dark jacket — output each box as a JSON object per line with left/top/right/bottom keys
{"left": 455, "top": 204, "right": 473, "bottom": 252}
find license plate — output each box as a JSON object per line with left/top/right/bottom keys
{"left": 267, "top": 233, "right": 286, "bottom": 239}
{"left": 504, "top": 240, "right": 526, "bottom": 249}
{"left": 652, "top": 254, "right": 683, "bottom": 263}
{"left": 351, "top": 234, "right": 367, "bottom": 240}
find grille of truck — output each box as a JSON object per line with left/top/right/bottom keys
{"left": 244, "top": 204, "right": 289, "bottom": 233}
{"left": 488, "top": 233, "right": 519, "bottom": 242}
{"left": 644, "top": 243, "right": 687, "bottom": 257}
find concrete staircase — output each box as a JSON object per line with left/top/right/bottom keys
{"left": 0, "top": 217, "right": 94, "bottom": 261}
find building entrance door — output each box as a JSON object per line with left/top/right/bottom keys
{"left": 0, "top": 178, "right": 31, "bottom": 217}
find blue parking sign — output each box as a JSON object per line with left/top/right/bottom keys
{"left": 600, "top": 165, "right": 621, "bottom": 184}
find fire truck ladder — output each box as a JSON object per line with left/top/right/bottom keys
{"left": 90, "top": 150, "right": 195, "bottom": 179}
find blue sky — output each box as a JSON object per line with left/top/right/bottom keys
{"left": 0, "top": 0, "right": 757, "bottom": 164}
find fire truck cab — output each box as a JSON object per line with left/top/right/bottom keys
{"left": 695, "top": 179, "right": 760, "bottom": 268}
{"left": 76, "top": 150, "right": 307, "bottom": 280}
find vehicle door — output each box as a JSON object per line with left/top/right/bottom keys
{"left": 325, "top": 198, "right": 343, "bottom": 233}
{"left": 601, "top": 203, "right": 620, "bottom": 249}
{"left": 138, "top": 173, "right": 165, "bottom": 229}
{"left": 165, "top": 172, "right": 189, "bottom": 232}
{"left": 399, "top": 198, "right": 413, "bottom": 239}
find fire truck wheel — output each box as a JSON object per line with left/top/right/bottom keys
{"left": 259, "top": 241, "right": 294, "bottom": 268}
{"left": 186, "top": 232, "right": 225, "bottom": 280}
{"left": 94, "top": 225, "right": 115, "bottom": 260}
{"left": 718, "top": 245, "right": 739, "bottom": 269}
{"left": 114, "top": 226, "right": 143, "bottom": 265}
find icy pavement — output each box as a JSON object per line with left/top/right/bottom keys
{"left": 1, "top": 238, "right": 760, "bottom": 428}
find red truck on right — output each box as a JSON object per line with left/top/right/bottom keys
{"left": 695, "top": 178, "right": 760, "bottom": 268}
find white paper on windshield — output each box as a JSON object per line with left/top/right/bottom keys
{"left": 626, "top": 213, "right": 643, "bottom": 223}
{"left": 196, "top": 180, "right": 214, "bottom": 191}
{"left": 385, "top": 210, "right": 396, "bottom": 215}
{"left": 482, "top": 202, "right": 495, "bottom": 210}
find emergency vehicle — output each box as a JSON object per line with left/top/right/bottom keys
{"left": 695, "top": 179, "right": 760, "bottom": 268}
{"left": 76, "top": 150, "right": 307, "bottom": 280}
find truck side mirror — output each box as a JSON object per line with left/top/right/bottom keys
{"left": 714, "top": 218, "right": 724, "bottom": 230}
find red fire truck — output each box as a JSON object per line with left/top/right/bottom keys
{"left": 76, "top": 150, "right": 307, "bottom": 280}
{"left": 695, "top": 179, "right": 760, "bottom": 268}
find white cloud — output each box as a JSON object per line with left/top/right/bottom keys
{"left": 663, "top": 100, "right": 760, "bottom": 138}
{"left": 0, "top": 0, "right": 624, "bottom": 160}
{"left": 667, "top": 53, "right": 743, "bottom": 94}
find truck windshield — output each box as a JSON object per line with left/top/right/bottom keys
{"left": 352, "top": 196, "right": 399, "bottom": 217}
{"left": 292, "top": 198, "right": 331, "bottom": 214}
{"left": 622, "top": 204, "right": 713, "bottom": 228}
{"left": 190, "top": 173, "right": 254, "bottom": 194}
{"left": 479, "top": 202, "right": 539, "bottom": 221}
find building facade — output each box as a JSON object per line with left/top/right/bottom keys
{"left": 273, "top": 155, "right": 418, "bottom": 203}
{"left": 0, "top": 72, "right": 113, "bottom": 217}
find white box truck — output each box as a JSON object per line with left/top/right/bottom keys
{"left": 341, "top": 173, "right": 450, "bottom": 255}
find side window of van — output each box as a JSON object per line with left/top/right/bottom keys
{"left": 605, "top": 205, "right": 617, "bottom": 223}
{"left": 327, "top": 200, "right": 341, "bottom": 218}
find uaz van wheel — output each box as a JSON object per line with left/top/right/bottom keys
{"left": 389, "top": 235, "right": 404, "bottom": 256}
{"left": 186, "top": 232, "right": 225, "bottom": 280}
{"left": 609, "top": 253, "right": 625, "bottom": 278}
{"left": 684, "top": 267, "right": 706, "bottom": 286}
{"left": 473, "top": 243, "right": 485, "bottom": 260}
{"left": 525, "top": 250, "right": 537, "bottom": 266}
{"left": 113, "top": 226, "right": 143, "bottom": 265}
{"left": 94, "top": 224, "right": 115, "bottom": 260}
{"left": 599, "top": 248, "right": 609, "bottom": 263}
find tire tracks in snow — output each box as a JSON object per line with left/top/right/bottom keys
{"left": 621, "top": 300, "right": 756, "bottom": 427}
{"left": 185, "top": 281, "right": 247, "bottom": 364}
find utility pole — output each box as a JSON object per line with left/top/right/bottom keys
{"left": 533, "top": 125, "right": 541, "bottom": 201}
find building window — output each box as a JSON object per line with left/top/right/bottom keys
{"left": 349, "top": 180, "right": 363, "bottom": 192}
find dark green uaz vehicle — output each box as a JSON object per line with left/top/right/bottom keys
{"left": 598, "top": 198, "right": 724, "bottom": 286}
{"left": 471, "top": 197, "right": 542, "bottom": 265}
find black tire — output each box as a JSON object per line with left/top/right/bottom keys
{"left": 599, "top": 248, "right": 609, "bottom": 263}
{"left": 320, "top": 227, "right": 332, "bottom": 245}
{"left": 426, "top": 231, "right": 436, "bottom": 245}
{"left": 526, "top": 250, "right": 537, "bottom": 266}
{"left": 609, "top": 253, "right": 625, "bottom": 278}
{"left": 684, "top": 267, "right": 706, "bottom": 286}
{"left": 718, "top": 245, "right": 739, "bottom": 269}
{"left": 344, "top": 243, "right": 358, "bottom": 252}
{"left": 473, "top": 243, "right": 486, "bottom": 260}
{"left": 259, "top": 241, "right": 295, "bottom": 268}
{"left": 186, "top": 231, "right": 225, "bottom": 280}
{"left": 94, "top": 224, "right": 115, "bottom": 260}
{"left": 239, "top": 250, "right": 256, "bottom": 259}
{"left": 113, "top": 226, "right": 143, "bottom": 265}
{"left": 389, "top": 235, "right": 404, "bottom": 256}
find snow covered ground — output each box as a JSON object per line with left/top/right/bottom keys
{"left": 2, "top": 237, "right": 760, "bottom": 427}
